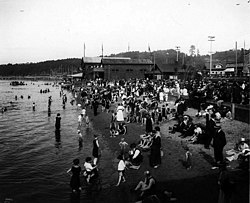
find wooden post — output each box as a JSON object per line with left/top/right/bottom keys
{"left": 231, "top": 103, "right": 235, "bottom": 119}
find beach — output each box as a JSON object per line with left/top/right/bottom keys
{"left": 80, "top": 98, "right": 249, "bottom": 203}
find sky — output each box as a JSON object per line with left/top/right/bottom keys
{"left": 0, "top": 0, "right": 249, "bottom": 64}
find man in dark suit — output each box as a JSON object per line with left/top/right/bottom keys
{"left": 204, "top": 110, "right": 216, "bottom": 149}
{"left": 212, "top": 122, "right": 227, "bottom": 165}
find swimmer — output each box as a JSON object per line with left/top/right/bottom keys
{"left": 32, "top": 102, "right": 36, "bottom": 111}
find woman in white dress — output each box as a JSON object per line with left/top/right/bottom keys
{"left": 116, "top": 104, "right": 125, "bottom": 122}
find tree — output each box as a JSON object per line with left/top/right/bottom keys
{"left": 189, "top": 45, "right": 196, "bottom": 57}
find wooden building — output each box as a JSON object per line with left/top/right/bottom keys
{"left": 81, "top": 57, "right": 155, "bottom": 80}
{"left": 102, "top": 58, "right": 153, "bottom": 80}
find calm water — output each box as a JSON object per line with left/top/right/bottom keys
{"left": 0, "top": 80, "right": 115, "bottom": 203}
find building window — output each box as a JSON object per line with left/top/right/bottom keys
{"left": 126, "top": 69, "right": 133, "bottom": 72}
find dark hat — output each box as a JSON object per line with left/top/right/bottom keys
{"left": 73, "top": 158, "right": 80, "bottom": 165}
{"left": 85, "top": 157, "right": 92, "bottom": 162}
{"left": 117, "top": 154, "right": 123, "bottom": 160}
{"left": 155, "top": 126, "right": 160, "bottom": 132}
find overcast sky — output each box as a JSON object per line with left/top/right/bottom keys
{"left": 0, "top": 0, "right": 249, "bottom": 64}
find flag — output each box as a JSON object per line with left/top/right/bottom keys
{"left": 128, "top": 43, "right": 130, "bottom": 52}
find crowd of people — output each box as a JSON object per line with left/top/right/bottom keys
{"left": 65, "top": 77, "right": 249, "bottom": 202}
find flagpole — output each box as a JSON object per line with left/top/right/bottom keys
{"left": 153, "top": 52, "right": 155, "bottom": 80}
{"left": 243, "top": 40, "right": 246, "bottom": 75}
{"left": 102, "top": 44, "right": 104, "bottom": 58}
{"left": 235, "top": 41, "right": 237, "bottom": 76}
{"left": 84, "top": 43, "right": 86, "bottom": 58}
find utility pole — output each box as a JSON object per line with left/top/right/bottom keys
{"left": 235, "top": 41, "right": 238, "bottom": 76}
{"left": 208, "top": 36, "right": 215, "bottom": 76}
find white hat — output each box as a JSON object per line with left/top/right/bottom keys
{"left": 207, "top": 105, "right": 213, "bottom": 110}
{"left": 241, "top": 137, "right": 246, "bottom": 142}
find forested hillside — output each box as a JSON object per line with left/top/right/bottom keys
{"left": 0, "top": 49, "right": 246, "bottom": 76}
{"left": 0, "top": 58, "right": 81, "bottom": 76}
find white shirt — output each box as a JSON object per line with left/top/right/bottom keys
{"left": 78, "top": 115, "right": 82, "bottom": 122}
{"left": 118, "top": 160, "right": 126, "bottom": 171}
{"left": 132, "top": 149, "right": 140, "bottom": 159}
{"left": 81, "top": 109, "right": 86, "bottom": 116}
{"left": 84, "top": 162, "right": 93, "bottom": 172}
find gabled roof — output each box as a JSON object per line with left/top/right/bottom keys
{"left": 102, "top": 58, "right": 153, "bottom": 65}
{"left": 83, "top": 57, "right": 131, "bottom": 64}
{"left": 83, "top": 57, "right": 102, "bottom": 63}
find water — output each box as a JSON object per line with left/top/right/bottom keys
{"left": 0, "top": 80, "right": 114, "bottom": 203}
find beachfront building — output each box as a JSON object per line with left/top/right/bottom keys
{"left": 102, "top": 58, "right": 154, "bottom": 80}
{"left": 157, "top": 63, "right": 186, "bottom": 80}
{"left": 82, "top": 57, "right": 103, "bottom": 80}
{"left": 81, "top": 57, "right": 156, "bottom": 80}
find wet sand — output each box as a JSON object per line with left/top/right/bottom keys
{"left": 82, "top": 100, "right": 249, "bottom": 203}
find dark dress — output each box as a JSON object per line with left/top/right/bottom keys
{"left": 150, "top": 135, "right": 161, "bottom": 167}
{"left": 55, "top": 116, "right": 61, "bottom": 130}
{"left": 92, "top": 139, "right": 99, "bottom": 158}
{"left": 70, "top": 166, "right": 81, "bottom": 191}
{"left": 213, "top": 129, "right": 227, "bottom": 163}
{"left": 162, "top": 107, "right": 166, "bottom": 119}
{"left": 204, "top": 115, "right": 216, "bottom": 148}
{"left": 145, "top": 117, "right": 153, "bottom": 133}
{"left": 92, "top": 100, "right": 99, "bottom": 116}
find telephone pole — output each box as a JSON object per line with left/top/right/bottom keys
{"left": 208, "top": 36, "right": 215, "bottom": 76}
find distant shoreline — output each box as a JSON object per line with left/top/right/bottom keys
{"left": 0, "top": 76, "right": 63, "bottom": 81}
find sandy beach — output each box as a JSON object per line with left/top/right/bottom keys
{"left": 79, "top": 98, "right": 249, "bottom": 203}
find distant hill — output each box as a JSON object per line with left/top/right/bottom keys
{"left": 0, "top": 49, "right": 247, "bottom": 76}
{"left": 0, "top": 58, "right": 81, "bottom": 76}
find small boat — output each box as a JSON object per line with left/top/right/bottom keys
{"left": 10, "top": 81, "right": 26, "bottom": 86}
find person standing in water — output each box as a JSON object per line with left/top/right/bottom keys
{"left": 92, "top": 135, "right": 100, "bottom": 165}
{"left": 67, "top": 158, "right": 82, "bottom": 193}
{"left": 48, "top": 96, "right": 52, "bottom": 108}
{"left": 85, "top": 115, "right": 90, "bottom": 128}
{"left": 55, "top": 113, "right": 61, "bottom": 130}
{"left": 32, "top": 102, "right": 36, "bottom": 111}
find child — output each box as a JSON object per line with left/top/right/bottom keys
{"left": 185, "top": 147, "right": 192, "bottom": 170}
{"left": 110, "top": 121, "right": 116, "bottom": 137}
{"left": 119, "top": 138, "right": 128, "bottom": 157}
{"left": 78, "top": 113, "right": 83, "bottom": 127}
{"left": 116, "top": 154, "right": 126, "bottom": 186}
{"left": 67, "top": 158, "right": 82, "bottom": 193}
{"left": 83, "top": 157, "right": 97, "bottom": 183}
{"left": 77, "top": 130, "right": 83, "bottom": 142}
